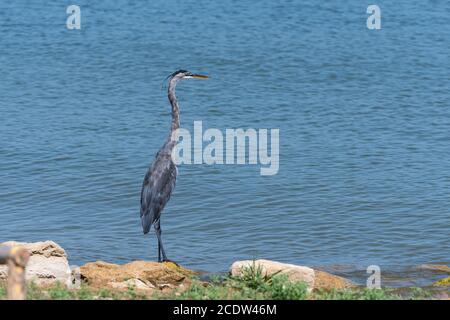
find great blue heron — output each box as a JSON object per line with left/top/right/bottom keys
{"left": 140, "top": 69, "right": 209, "bottom": 262}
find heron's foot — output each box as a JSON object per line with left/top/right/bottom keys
{"left": 161, "top": 259, "right": 180, "bottom": 268}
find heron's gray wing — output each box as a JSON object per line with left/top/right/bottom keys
{"left": 140, "top": 153, "right": 177, "bottom": 234}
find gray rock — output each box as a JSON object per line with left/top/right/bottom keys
{"left": 0, "top": 241, "right": 70, "bottom": 285}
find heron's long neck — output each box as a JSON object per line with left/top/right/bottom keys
{"left": 168, "top": 79, "right": 180, "bottom": 140}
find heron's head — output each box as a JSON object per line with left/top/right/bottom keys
{"left": 167, "top": 69, "right": 209, "bottom": 82}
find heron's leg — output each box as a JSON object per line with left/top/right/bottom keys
{"left": 157, "top": 236, "right": 161, "bottom": 263}
{"left": 154, "top": 220, "right": 167, "bottom": 262}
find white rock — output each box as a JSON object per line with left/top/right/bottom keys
{"left": 0, "top": 241, "right": 70, "bottom": 285}
{"left": 230, "top": 259, "right": 316, "bottom": 291}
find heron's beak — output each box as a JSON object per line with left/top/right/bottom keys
{"left": 191, "top": 74, "right": 209, "bottom": 79}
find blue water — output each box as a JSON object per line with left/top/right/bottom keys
{"left": 0, "top": 1, "right": 449, "bottom": 282}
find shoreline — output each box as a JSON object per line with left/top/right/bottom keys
{"left": 1, "top": 241, "right": 448, "bottom": 300}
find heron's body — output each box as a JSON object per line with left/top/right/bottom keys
{"left": 140, "top": 70, "right": 208, "bottom": 262}
{"left": 140, "top": 140, "right": 177, "bottom": 229}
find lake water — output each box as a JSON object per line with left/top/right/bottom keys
{"left": 0, "top": 1, "right": 449, "bottom": 286}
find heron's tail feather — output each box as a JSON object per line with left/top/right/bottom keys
{"left": 141, "top": 211, "right": 153, "bottom": 234}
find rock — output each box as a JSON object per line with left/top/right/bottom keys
{"left": 419, "top": 264, "right": 450, "bottom": 273}
{"left": 79, "top": 260, "right": 195, "bottom": 292}
{"left": 110, "top": 278, "right": 155, "bottom": 291}
{"left": 230, "top": 259, "right": 354, "bottom": 291}
{"left": 0, "top": 241, "right": 70, "bottom": 285}
{"left": 230, "top": 259, "right": 315, "bottom": 289}
{"left": 433, "top": 277, "right": 450, "bottom": 287}
{"left": 313, "top": 270, "right": 353, "bottom": 290}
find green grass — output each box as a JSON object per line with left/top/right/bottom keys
{"left": 0, "top": 283, "right": 6, "bottom": 299}
{"left": 0, "top": 264, "right": 440, "bottom": 300}
{"left": 312, "top": 286, "right": 438, "bottom": 300}
{"left": 312, "top": 288, "right": 400, "bottom": 300}
{"left": 164, "top": 279, "right": 437, "bottom": 300}
{"left": 0, "top": 281, "right": 149, "bottom": 300}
